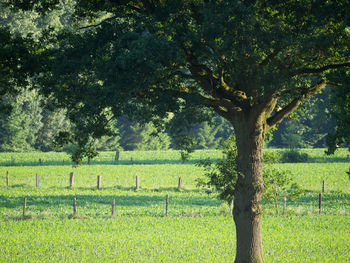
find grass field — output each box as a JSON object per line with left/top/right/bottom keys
{"left": 0, "top": 149, "right": 349, "bottom": 262}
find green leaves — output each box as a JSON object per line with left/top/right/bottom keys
{"left": 326, "top": 70, "right": 350, "bottom": 154}
{"left": 196, "top": 136, "right": 239, "bottom": 202}
{"left": 263, "top": 167, "right": 302, "bottom": 204}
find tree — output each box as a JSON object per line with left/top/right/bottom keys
{"left": 117, "top": 116, "right": 171, "bottom": 151}
{"left": 326, "top": 70, "right": 350, "bottom": 154}
{"left": 0, "top": 27, "right": 35, "bottom": 113}
{"left": 189, "top": 116, "right": 232, "bottom": 149}
{"left": 5, "top": 1, "right": 350, "bottom": 262}
{"left": 36, "top": 102, "right": 71, "bottom": 151}
{"left": 0, "top": 0, "right": 74, "bottom": 116}
{"left": 0, "top": 88, "right": 42, "bottom": 151}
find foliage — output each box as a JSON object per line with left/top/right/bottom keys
{"left": 0, "top": 89, "right": 43, "bottom": 151}
{"left": 196, "top": 137, "right": 239, "bottom": 203}
{"left": 197, "top": 140, "right": 301, "bottom": 206}
{"left": 326, "top": 70, "right": 350, "bottom": 154}
{"left": 269, "top": 88, "right": 336, "bottom": 148}
{"left": 189, "top": 116, "right": 233, "bottom": 150}
{"left": 117, "top": 116, "right": 171, "bottom": 151}
{"left": 36, "top": 103, "right": 71, "bottom": 152}
{"left": 281, "top": 149, "right": 309, "bottom": 163}
{"left": 0, "top": 91, "right": 73, "bottom": 152}
{"left": 263, "top": 167, "right": 303, "bottom": 214}
{"left": 0, "top": 27, "right": 35, "bottom": 113}
{"left": 94, "top": 135, "right": 120, "bottom": 151}
{"left": 263, "top": 150, "right": 282, "bottom": 164}
{"left": 0, "top": 0, "right": 75, "bottom": 113}
{"left": 3, "top": 0, "right": 348, "bottom": 163}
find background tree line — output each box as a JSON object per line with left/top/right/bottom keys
{"left": 0, "top": 86, "right": 336, "bottom": 152}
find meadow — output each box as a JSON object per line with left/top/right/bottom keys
{"left": 0, "top": 149, "right": 349, "bottom": 262}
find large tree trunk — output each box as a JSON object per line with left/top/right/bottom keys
{"left": 231, "top": 113, "right": 266, "bottom": 263}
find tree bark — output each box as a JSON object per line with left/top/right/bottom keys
{"left": 232, "top": 113, "right": 265, "bottom": 263}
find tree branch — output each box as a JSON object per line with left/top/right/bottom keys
{"left": 182, "top": 47, "right": 249, "bottom": 111}
{"left": 140, "top": 0, "right": 157, "bottom": 14}
{"left": 79, "top": 16, "right": 116, "bottom": 30}
{"left": 266, "top": 80, "right": 327, "bottom": 128}
{"left": 260, "top": 49, "right": 280, "bottom": 66}
{"left": 125, "top": 4, "right": 142, "bottom": 12}
{"left": 296, "top": 62, "right": 350, "bottom": 75}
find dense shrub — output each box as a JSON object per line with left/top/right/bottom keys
{"left": 281, "top": 149, "right": 309, "bottom": 163}
{"left": 263, "top": 151, "right": 282, "bottom": 164}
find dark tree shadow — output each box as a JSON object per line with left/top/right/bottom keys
{"left": 0, "top": 194, "right": 220, "bottom": 209}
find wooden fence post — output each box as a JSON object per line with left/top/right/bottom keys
{"left": 112, "top": 199, "right": 115, "bottom": 216}
{"left": 69, "top": 172, "right": 74, "bottom": 188}
{"left": 73, "top": 197, "right": 77, "bottom": 216}
{"left": 178, "top": 177, "right": 182, "bottom": 191}
{"left": 131, "top": 157, "right": 133, "bottom": 165}
{"left": 319, "top": 193, "right": 322, "bottom": 215}
{"left": 274, "top": 185, "right": 279, "bottom": 215}
{"left": 23, "top": 197, "right": 27, "bottom": 218}
{"left": 36, "top": 174, "right": 40, "bottom": 188}
{"left": 6, "top": 171, "right": 9, "bottom": 187}
{"left": 347, "top": 154, "right": 349, "bottom": 162}
{"left": 88, "top": 157, "right": 91, "bottom": 165}
{"left": 97, "top": 176, "right": 102, "bottom": 190}
{"left": 39, "top": 159, "right": 42, "bottom": 166}
{"left": 282, "top": 197, "right": 287, "bottom": 215}
{"left": 115, "top": 151, "right": 119, "bottom": 163}
{"left": 165, "top": 195, "right": 169, "bottom": 217}
{"left": 135, "top": 175, "right": 139, "bottom": 191}
{"left": 322, "top": 180, "right": 325, "bottom": 193}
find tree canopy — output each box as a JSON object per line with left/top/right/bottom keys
{"left": 2, "top": 1, "right": 350, "bottom": 262}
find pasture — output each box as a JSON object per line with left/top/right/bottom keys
{"left": 0, "top": 149, "right": 349, "bottom": 262}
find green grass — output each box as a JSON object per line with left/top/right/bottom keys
{"left": 0, "top": 150, "right": 349, "bottom": 262}
{"left": 0, "top": 148, "right": 348, "bottom": 166}
{"left": 0, "top": 216, "right": 348, "bottom": 262}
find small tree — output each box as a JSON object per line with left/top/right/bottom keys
{"left": 263, "top": 168, "right": 302, "bottom": 215}
{"left": 196, "top": 137, "right": 239, "bottom": 203}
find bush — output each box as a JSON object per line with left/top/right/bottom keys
{"left": 263, "top": 167, "right": 303, "bottom": 215}
{"left": 196, "top": 137, "right": 238, "bottom": 203}
{"left": 263, "top": 151, "right": 282, "bottom": 164}
{"left": 281, "top": 149, "right": 309, "bottom": 163}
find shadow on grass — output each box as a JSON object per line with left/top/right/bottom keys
{"left": 47, "top": 185, "right": 203, "bottom": 194}
{"left": 0, "top": 194, "right": 220, "bottom": 210}
{"left": 261, "top": 192, "right": 350, "bottom": 211}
